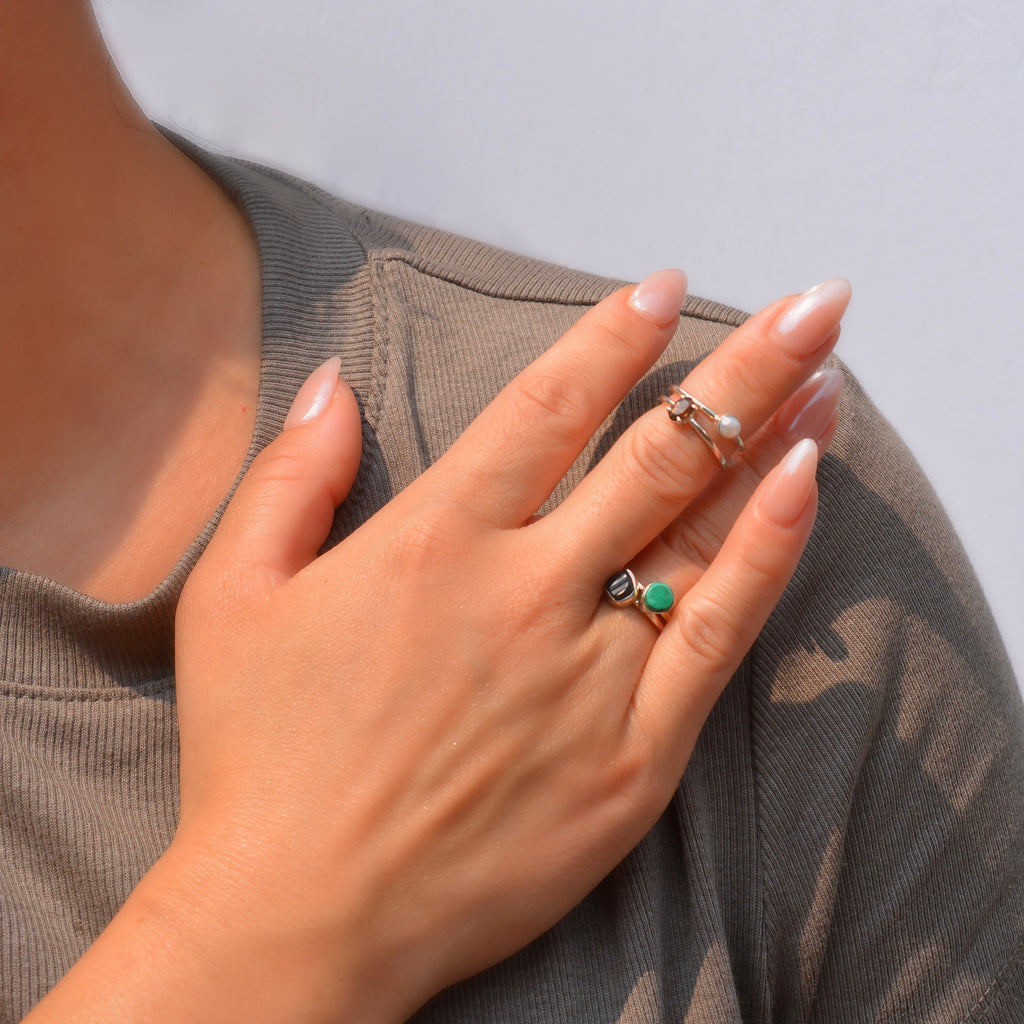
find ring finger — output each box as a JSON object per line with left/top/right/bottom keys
{"left": 641, "top": 362, "right": 844, "bottom": 596}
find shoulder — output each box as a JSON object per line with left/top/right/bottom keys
{"left": 747, "top": 368, "right": 1024, "bottom": 1018}
{"left": 161, "top": 122, "right": 743, "bottom": 334}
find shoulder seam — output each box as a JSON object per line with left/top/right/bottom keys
{"left": 371, "top": 249, "right": 602, "bottom": 307}
{"left": 963, "top": 933, "right": 1024, "bottom": 1022}
{"left": 371, "top": 248, "right": 750, "bottom": 327}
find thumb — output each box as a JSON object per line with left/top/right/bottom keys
{"left": 203, "top": 357, "right": 363, "bottom": 584}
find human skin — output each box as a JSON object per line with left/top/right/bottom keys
{"left": 0, "top": 0, "right": 262, "bottom": 600}
{"left": 5, "top": 2, "right": 848, "bottom": 1020}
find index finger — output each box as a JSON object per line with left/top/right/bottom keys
{"left": 427, "top": 270, "right": 689, "bottom": 528}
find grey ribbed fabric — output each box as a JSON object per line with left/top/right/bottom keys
{"left": 1, "top": 128, "right": 1021, "bottom": 1022}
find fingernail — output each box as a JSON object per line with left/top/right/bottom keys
{"left": 627, "top": 269, "right": 688, "bottom": 326}
{"left": 283, "top": 356, "right": 342, "bottom": 429}
{"left": 760, "top": 438, "right": 819, "bottom": 525}
{"left": 774, "top": 278, "right": 851, "bottom": 356}
{"left": 776, "top": 367, "right": 844, "bottom": 445}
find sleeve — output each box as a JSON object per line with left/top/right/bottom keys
{"left": 751, "top": 368, "right": 1024, "bottom": 1023}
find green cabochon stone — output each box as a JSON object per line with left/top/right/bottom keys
{"left": 643, "top": 582, "right": 674, "bottom": 613}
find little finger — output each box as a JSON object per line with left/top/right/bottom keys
{"left": 628, "top": 438, "right": 820, "bottom": 774}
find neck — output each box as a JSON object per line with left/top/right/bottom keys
{"left": 0, "top": 1, "right": 262, "bottom": 600}
{"left": 1, "top": 1, "right": 235, "bottom": 366}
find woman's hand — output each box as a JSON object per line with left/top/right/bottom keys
{"left": 27, "top": 272, "right": 849, "bottom": 1024}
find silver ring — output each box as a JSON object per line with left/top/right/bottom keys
{"left": 604, "top": 569, "right": 674, "bottom": 631}
{"left": 659, "top": 385, "right": 745, "bottom": 469}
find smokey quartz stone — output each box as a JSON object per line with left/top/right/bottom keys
{"left": 667, "top": 394, "right": 695, "bottom": 422}
{"left": 604, "top": 569, "right": 638, "bottom": 607}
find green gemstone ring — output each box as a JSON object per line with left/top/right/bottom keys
{"left": 604, "top": 569, "right": 674, "bottom": 631}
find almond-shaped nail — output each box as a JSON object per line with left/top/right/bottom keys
{"left": 283, "top": 356, "right": 342, "bottom": 429}
{"left": 774, "top": 278, "right": 851, "bottom": 356}
{"left": 776, "top": 367, "right": 844, "bottom": 445}
{"left": 760, "top": 438, "right": 819, "bottom": 525}
{"left": 627, "top": 269, "right": 688, "bottom": 326}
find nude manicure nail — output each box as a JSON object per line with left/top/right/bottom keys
{"left": 776, "top": 367, "right": 844, "bottom": 445}
{"left": 760, "top": 438, "right": 819, "bottom": 525}
{"left": 627, "top": 269, "right": 688, "bottom": 326}
{"left": 774, "top": 278, "right": 851, "bottom": 356}
{"left": 283, "top": 356, "right": 342, "bottom": 429}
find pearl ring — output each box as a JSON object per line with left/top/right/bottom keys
{"left": 659, "top": 385, "right": 745, "bottom": 469}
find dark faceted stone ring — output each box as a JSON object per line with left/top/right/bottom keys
{"left": 659, "top": 385, "right": 745, "bottom": 469}
{"left": 604, "top": 568, "right": 674, "bottom": 632}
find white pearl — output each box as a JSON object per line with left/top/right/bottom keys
{"left": 718, "top": 415, "right": 741, "bottom": 439}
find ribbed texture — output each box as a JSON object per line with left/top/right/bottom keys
{"left": 0, "top": 685, "right": 178, "bottom": 1024}
{"left": 2, "top": 131, "right": 1022, "bottom": 1022}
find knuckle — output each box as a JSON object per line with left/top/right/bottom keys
{"left": 661, "top": 516, "right": 722, "bottom": 572}
{"left": 599, "top": 317, "right": 648, "bottom": 359}
{"left": 612, "top": 733, "right": 658, "bottom": 797}
{"left": 621, "top": 426, "right": 698, "bottom": 508}
{"left": 709, "top": 327, "right": 795, "bottom": 413}
{"left": 730, "top": 353, "right": 778, "bottom": 409}
{"left": 731, "top": 542, "right": 785, "bottom": 591}
{"left": 512, "top": 372, "right": 589, "bottom": 441}
{"left": 224, "top": 449, "right": 318, "bottom": 533}
{"left": 385, "top": 510, "right": 461, "bottom": 571}
{"left": 732, "top": 321, "right": 781, "bottom": 368}
{"left": 605, "top": 731, "right": 674, "bottom": 827}
{"left": 249, "top": 446, "right": 310, "bottom": 492}
{"left": 674, "top": 595, "right": 746, "bottom": 674}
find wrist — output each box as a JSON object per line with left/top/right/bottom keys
{"left": 25, "top": 831, "right": 407, "bottom": 1024}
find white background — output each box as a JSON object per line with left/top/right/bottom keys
{"left": 94, "top": 0, "right": 1023, "bottom": 686}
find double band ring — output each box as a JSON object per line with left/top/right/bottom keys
{"left": 604, "top": 569, "right": 674, "bottom": 631}
{"left": 660, "top": 386, "right": 745, "bottom": 469}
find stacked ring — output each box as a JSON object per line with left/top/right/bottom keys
{"left": 659, "top": 385, "right": 745, "bottom": 468}
{"left": 604, "top": 568, "right": 674, "bottom": 631}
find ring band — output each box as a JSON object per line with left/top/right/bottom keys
{"left": 659, "top": 385, "right": 745, "bottom": 469}
{"left": 604, "top": 568, "right": 674, "bottom": 631}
